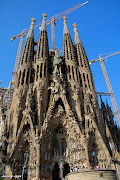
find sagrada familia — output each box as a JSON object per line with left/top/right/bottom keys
{"left": 0, "top": 13, "right": 120, "bottom": 180}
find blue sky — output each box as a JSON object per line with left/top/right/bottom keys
{"left": 0, "top": 0, "right": 120, "bottom": 122}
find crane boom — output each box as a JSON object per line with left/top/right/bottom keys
{"left": 11, "top": 1, "right": 88, "bottom": 50}
{"left": 89, "top": 50, "right": 120, "bottom": 64}
{"left": 11, "top": 1, "right": 88, "bottom": 41}
{"left": 96, "top": 92, "right": 113, "bottom": 96}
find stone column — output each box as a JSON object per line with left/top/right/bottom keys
{"left": 4, "top": 164, "right": 13, "bottom": 180}
{"left": 59, "top": 160, "right": 63, "bottom": 180}
{"left": 36, "top": 146, "right": 40, "bottom": 180}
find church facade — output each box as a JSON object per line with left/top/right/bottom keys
{"left": 4, "top": 14, "right": 120, "bottom": 180}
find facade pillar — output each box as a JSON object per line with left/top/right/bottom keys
{"left": 59, "top": 160, "right": 64, "bottom": 180}
{"left": 36, "top": 146, "right": 40, "bottom": 180}
{"left": 4, "top": 164, "right": 13, "bottom": 180}
{"left": 60, "top": 167, "right": 63, "bottom": 180}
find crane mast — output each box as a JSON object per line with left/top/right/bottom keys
{"left": 99, "top": 56, "right": 120, "bottom": 125}
{"left": 90, "top": 51, "right": 120, "bottom": 126}
{"left": 51, "top": 20, "right": 56, "bottom": 52}
{"left": 12, "top": 30, "right": 25, "bottom": 84}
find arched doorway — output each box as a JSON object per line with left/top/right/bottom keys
{"left": 63, "top": 163, "right": 70, "bottom": 178}
{"left": 89, "top": 150, "right": 98, "bottom": 169}
{"left": 53, "top": 127, "right": 67, "bottom": 157}
{"left": 52, "top": 162, "right": 60, "bottom": 180}
{"left": 88, "top": 132, "right": 98, "bottom": 169}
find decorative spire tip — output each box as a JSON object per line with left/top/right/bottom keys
{"left": 42, "top": 13, "right": 47, "bottom": 19}
{"left": 72, "top": 23, "right": 81, "bottom": 44}
{"left": 72, "top": 23, "right": 78, "bottom": 32}
{"left": 41, "top": 13, "right": 47, "bottom": 31}
{"left": 72, "top": 23, "right": 77, "bottom": 28}
{"left": 31, "top": 17, "right": 36, "bottom": 23}
{"left": 62, "top": 16, "right": 67, "bottom": 24}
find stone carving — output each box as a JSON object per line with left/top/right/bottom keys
{"left": 3, "top": 14, "right": 119, "bottom": 180}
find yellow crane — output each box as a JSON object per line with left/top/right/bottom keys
{"left": 11, "top": 1, "right": 88, "bottom": 85}
{"left": 89, "top": 50, "right": 120, "bottom": 126}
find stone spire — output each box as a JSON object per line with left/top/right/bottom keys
{"left": 34, "top": 13, "right": 49, "bottom": 128}
{"left": 73, "top": 23, "right": 90, "bottom": 70}
{"left": 63, "top": 16, "right": 83, "bottom": 122}
{"left": 17, "top": 18, "right": 35, "bottom": 88}
{"left": 26, "top": 17, "right": 36, "bottom": 39}
{"left": 19, "top": 17, "right": 36, "bottom": 66}
{"left": 100, "top": 95, "right": 106, "bottom": 110}
{"left": 36, "top": 13, "right": 49, "bottom": 62}
{"left": 41, "top": 13, "right": 47, "bottom": 31}
{"left": 72, "top": 23, "right": 81, "bottom": 45}
{"left": 63, "top": 16, "right": 76, "bottom": 63}
{"left": 14, "top": 18, "right": 36, "bottom": 133}
{"left": 63, "top": 16, "right": 70, "bottom": 35}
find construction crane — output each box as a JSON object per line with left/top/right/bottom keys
{"left": 11, "top": 1, "right": 88, "bottom": 85}
{"left": 113, "top": 109, "right": 120, "bottom": 115}
{"left": 96, "top": 92, "right": 113, "bottom": 96}
{"left": 89, "top": 50, "right": 120, "bottom": 126}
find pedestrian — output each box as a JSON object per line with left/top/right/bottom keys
{"left": 78, "top": 168, "right": 80, "bottom": 172}
{"left": 74, "top": 166, "right": 78, "bottom": 172}
{"left": 96, "top": 164, "right": 100, "bottom": 169}
{"left": 90, "top": 165, "right": 93, "bottom": 170}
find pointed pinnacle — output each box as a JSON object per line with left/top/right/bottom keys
{"left": 41, "top": 13, "right": 47, "bottom": 31}
{"left": 62, "top": 15, "right": 67, "bottom": 24}
{"left": 55, "top": 47, "right": 59, "bottom": 51}
{"left": 72, "top": 23, "right": 81, "bottom": 45}
{"left": 31, "top": 17, "right": 36, "bottom": 23}
{"left": 30, "top": 17, "right": 36, "bottom": 26}
{"left": 63, "top": 16, "right": 69, "bottom": 35}
{"left": 42, "top": 13, "right": 47, "bottom": 19}
{"left": 72, "top": 23, "right": 77, "bottom": 32}
{"left": 26, "top": 17, "right": 36, "bottom": 39}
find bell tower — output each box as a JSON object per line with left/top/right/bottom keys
{"left": 34, "top": 13, "right": 49, "bottom": 129}
{"left": 73, "top": 23, "right": 104, "bottom": 132}
{"left": 7, "top": 18, "right": 36, "bottom": 144}
{"left": 63, "top": 17, "right": 84, "bottom": 129}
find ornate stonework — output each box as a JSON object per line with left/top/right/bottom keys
{"left": 3, "top": 14, "right": 120, "bottom": 180}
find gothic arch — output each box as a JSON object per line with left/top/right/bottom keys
{"left": 9, "top": 119, "right": 38, "bottom": 179}
{"left": 55, "top": 98, "right": 65, "bottom": 111}
{"left": 40, "top": 93, "right": 89, "bottom": 170}
{"left": 17, "top": 115, "right": 36, "bottom": 139}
